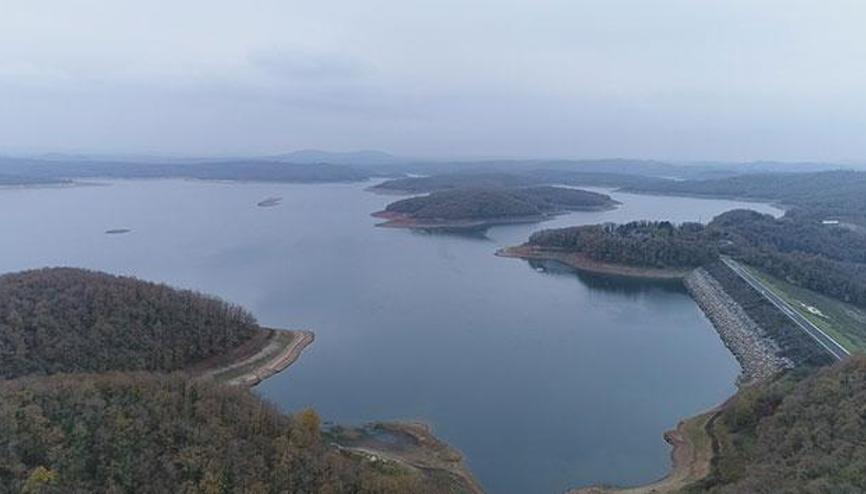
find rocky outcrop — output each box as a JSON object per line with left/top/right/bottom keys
{"left": 685, "top": 267, "right": 792, "bottom": 384}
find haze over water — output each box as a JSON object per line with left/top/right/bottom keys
{"left": 0, "top": 180, "right": 781, "bottom": 493}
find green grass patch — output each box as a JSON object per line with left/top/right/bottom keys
{"left": 742, "top": 265, "right": 866, "bottom": 352}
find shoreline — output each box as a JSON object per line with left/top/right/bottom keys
{"left": 372, "top": 210, "right": 549, "bottom": 231}
{"left": 617, "top": 188, "right": 789, "bottom": 214}
{"left": 371, "top": 201, "right": 620, "bottom": 232}
{"left": 496, "top": 247, "right": 789, "bottom": 493}
{"left": 194, "top": 328, "right": 315, "bottom": 387}
{"left": 328, "top": 421, "right": 485, "bottom": 494}
{"left": 569, "top": 409, "right": 721, "bottom": 494}
{"left": 496, "top": 245, "right": 691, "bottom": 280}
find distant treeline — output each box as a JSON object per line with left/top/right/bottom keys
{"left": 686, "top": 356, "right": 866, "bottom": 493}
{"left": 372, "top": 170, "right": 669, "bottom": 194}
{"left": 0, "top": 373, "right": 432, "bottom": 494}
{"left": 0, "top": 157, "right": 373, "bottom": 184}
{"left": 0, "top": 268, "right": 258, "bottom": 379}
{"left": 624, "top": 170, "right": 866, "bottom": 224}
{"left": 384, "top": 186, "right": 617, "bottom": 221}
{"left": 527, "top": 209, "right": 866, "bottom": 307}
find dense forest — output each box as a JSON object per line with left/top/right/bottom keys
{"left": 0, "top": 373, "right": 435, "bottom": 494}
{"left": 0, "top": 268, "right": 258, "bottom": 379}
{"left": 708, "top": 210, "right": 866, "bottom": 307}
{"left": 527, "top": 220, "right": 718, "bottom": 268}
{"left": 686, "top": 356, "right": 866, "bottom": 493}
{"left": 382, "top": 186, "right": 617, "bottom": 221}
{"left": 525, "top": 209, "right": 866, "bottom": 307}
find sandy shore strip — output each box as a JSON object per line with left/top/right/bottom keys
{"left": 196, "top": 328, "right": 314, "bottom": 387}
{"left": 496, "top": 245, "right": 690, "bottom": 280}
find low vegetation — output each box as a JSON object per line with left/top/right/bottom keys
{"left": 742, "top": 267, "right": 866, "bottom": 353}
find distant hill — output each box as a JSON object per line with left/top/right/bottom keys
{"left": 0, "top": 267, "right": 259, "bottom": 379}
{"left": 371, "top": 170, "right": 670, "bottom": 194}
{"left": 0, "top": 157, "right": 374, "bottom": 183}
{"left": 270, "top": 149, "right": 403, "bottom": 165}
{"left": 624, "top": 170, "right": 866, "bottom": 222}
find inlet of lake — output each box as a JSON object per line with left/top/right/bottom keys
{"left": 0, "top": 180, "right": 782, "bottom": 493}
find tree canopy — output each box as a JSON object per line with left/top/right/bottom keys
{"left": 0, "top": 372, "right": 432, "bottom": 494}
{"left": 0, "top": 268, "right": 258, "bottom": 379}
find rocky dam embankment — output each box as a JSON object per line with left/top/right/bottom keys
{"left": 684, "top": 267, "right": 792, "bottom": 384}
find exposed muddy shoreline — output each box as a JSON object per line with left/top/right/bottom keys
{"left": 497, "top": 245, "right": 690, "bottom": 279}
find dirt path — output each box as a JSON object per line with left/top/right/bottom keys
{"left": 197, "top": 328, "right": 314, "bottom": 387}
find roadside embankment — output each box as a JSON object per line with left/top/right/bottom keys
{"left": 193, "top": 328, "right": 314, "bottom": 387}
{"left": 684, "top": 267, "right": 791, "bottom": 384}
{"left": 496, "top": 245, "right": 690, "bottom": 280}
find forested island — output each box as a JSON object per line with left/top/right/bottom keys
{"left": 373, "top": 186, "right": 618, "bottom": 231}
{"left": 0, "top": 267, "right": 476, "bottom": 493}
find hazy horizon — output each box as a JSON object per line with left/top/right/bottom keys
{"left": 3, "top": 1, "right": 866, "bottom": 162}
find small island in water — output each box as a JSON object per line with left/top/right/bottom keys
{"left": 257, "top": 196, "right": 283, "bottom": 207}
{"left": 373, "top": 186, "right": 619, "bottom": 232}
{"left": 105, "top": 228, "right": 132, "bottom": 234}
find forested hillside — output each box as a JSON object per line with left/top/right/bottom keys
{"left": 0, "top": 373, "right": 433, "bottom": 494}
{"left": 527, "top": 221, "right": 717, "bottom": 268}
{"left": 687, "top": 356, "right": 866, "bottom": 493}
{"left": 0, "top": 268, "right": 258, "bottom": 379}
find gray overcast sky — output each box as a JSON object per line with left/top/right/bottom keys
{"left": 2, "top": 0, "right": 865, "bottom": 161}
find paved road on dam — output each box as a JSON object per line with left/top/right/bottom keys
{"left": 721, "top": 257, "right": 850, "bottom": 361}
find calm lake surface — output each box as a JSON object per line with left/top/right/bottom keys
{"left": 0, "top": 180, "right": 781, "bottom": 493}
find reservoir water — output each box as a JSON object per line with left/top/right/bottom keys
{"left": 0, "top": 180, "right": 781, "bottom": 493}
